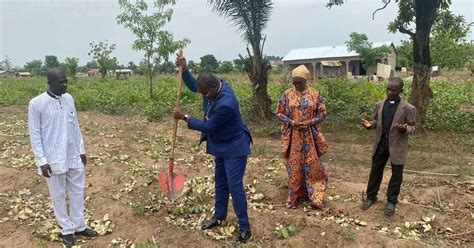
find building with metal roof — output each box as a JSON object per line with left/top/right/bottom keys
{"left": 282, "top": 42, "right": 396, "bottom": 79}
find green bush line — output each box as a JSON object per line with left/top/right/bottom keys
{"left": 0, "top": 75, "right": 472, "bottom": 133}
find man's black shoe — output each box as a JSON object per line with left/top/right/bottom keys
{"left": 361, "top": 197, "right": 377, "bottom": 210}
{"left": 75, "top": 227, "right": 98, "bottom": 237}
{"left": 385, "top": 202, "right": 396, "bottom": 215}
{"left": 58, "top": 233, "right": 74, "bottom": 246}
{"left": 235, "top": 229, "right": 251, "bottom": 243}
{"left": 201, "top": 217, "right": 224, "bottom": 230}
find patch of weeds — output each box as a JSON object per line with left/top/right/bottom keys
{"left": 132, "top": 202, "right": 145, "bottom": 217}
{"left": 275, "top": 223, "right": 297, "bottom": 239}
{"left": 342, "top": 229, "right": 357, "bottom": 240}
{"left": 38, "top": 240, "right": 47, "bottom": 248}
{"left": 134, "top": 243, "right": 158, "bottom": 248}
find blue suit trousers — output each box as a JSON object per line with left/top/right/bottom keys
{"left": 213, "top": 156, "right": 250, "bottom": 232}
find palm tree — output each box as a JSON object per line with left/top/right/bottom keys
{"left": 208, "top": 0, "right": 274, "bottom": 120}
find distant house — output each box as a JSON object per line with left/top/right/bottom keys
{"left": 16, "top": 72, "right": 32, "bottom": 77}
{"left": 282, "top": 42, "right": 397, "bottom": 79}
{"left": 87, "top": 68, "right": 100, "bottom": 77}
{"left": 76, "top": 72, "right": 89, "bottom": 78}
{"left": 0, "top": 71, "right": 16, "bottom": 78}
{"left": 115, "top": 69, "right": 133, "bottom": 78}
{"left": 269, "top": 60, "right": 284, "bottom": 68}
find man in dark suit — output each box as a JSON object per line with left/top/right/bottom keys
{"left": 174, "top": 56, "right": 252, "bottom": 243}
{"left": 361, "top": 77, "right": 416, "bottom": 215}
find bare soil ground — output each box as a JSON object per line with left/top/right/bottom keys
{"left": 0, "top": 105, "right": 473, "bottom": 248}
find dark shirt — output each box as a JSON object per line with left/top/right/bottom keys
{"left": 382, "top": 96, "right": 401, "bottom": 135}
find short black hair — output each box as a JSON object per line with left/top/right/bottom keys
{"left": 47, "top": 68, "right": 67, "bottom": 85}
{"left": 389, "top": 77, "right": 404, "bottom": 89}
{"left": 197, "top": 72, "right": 219, "bottom": 87}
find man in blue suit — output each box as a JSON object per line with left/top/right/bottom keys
{"left": 174, "top": 56, "right": 252, "bottom": 243}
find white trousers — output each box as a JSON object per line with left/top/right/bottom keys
{"left": 45, "top": 167, "right": 86, "bottom": 235}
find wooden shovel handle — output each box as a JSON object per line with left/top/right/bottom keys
{"left": 170, "top": 49, "right": 184, "bottom": 165}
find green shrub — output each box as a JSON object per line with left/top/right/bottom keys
{"left": 0, "top": 75, "right": 471, "bottom": 133}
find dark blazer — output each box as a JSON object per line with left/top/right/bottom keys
{"left": 370, "top": 99, "right": 416, "bottom": 164}
{"left": 183, "top": 70, "right": 252, "bottom": 158}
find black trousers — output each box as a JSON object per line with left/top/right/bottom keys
{"left": 366, "top": 136, "right": 404, "bottom": 204}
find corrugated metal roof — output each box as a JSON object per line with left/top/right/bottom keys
{"left": 282, "top": 42, "right": 393, "bottom": 62}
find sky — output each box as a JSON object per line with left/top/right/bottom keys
{"left": 1, "top": 0, "right": 473, "bottom": 67}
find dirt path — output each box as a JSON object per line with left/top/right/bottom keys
{"left": 0, "top": 105, "right": 472, "bottom": 247}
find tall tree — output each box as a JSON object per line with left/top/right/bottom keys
{"left": 430, "top": 10, "right": 471, "bottom": 68}
{"left": 86, "top": 60, "right": 99, "bottom": 69}
{"left": 328, "top": 0, "right": 452, "bottom": 127}
{"left": 0, "top": 55, "right": 13, "bottom": 71}
{"left": 217, "top": 61, "right": 234, "bottom": 73}
{"left": 44, "top": 55, "right": 60, "bottom": 74}
{"left": 345, "top": 32, "right": 391, "bottom": 71}
{"left": 208, "top": 0, "right": 274, "bottom": 120}
{"left": 128, "top": 61, "right": 138, "bottom": 73}
{"left": 396, "top": 10, "right": 471, "bottom": 69}
{"left": 117, "top": 0, "right": 189, "bottom": 99}
{"left": 200, "top": 54, "right": 219, "bottom": 72}
{"left": 159, "top": 61, "right": 176, "bottom": 74}
{"left": 24, "top": 60, "right": 43, "bottom": 76}
{"left": 396, "top": 41, "right": 413, "bottom": 67}
{"left": 64, "top": 57, "right": 79, "bottom": 80}
{"left": 187, "top": 60, "right": 199, "bottom": 73}
{"left": 88, "top": 40, "right": 118, "bottom": 79}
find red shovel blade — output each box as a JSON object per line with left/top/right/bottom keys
{"left": 157, "top": 160, "right": 185, "bottom": 201}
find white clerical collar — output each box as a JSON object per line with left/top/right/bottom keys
{"left": 47, "top": 90, "right": 61, "bottom": 99}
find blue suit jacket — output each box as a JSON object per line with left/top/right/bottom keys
{"left": 182, "top": 70, "right": 252, "bottom": 158}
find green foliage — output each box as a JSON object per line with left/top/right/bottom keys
{"left": 208, "top": 0, "right": 274, "bottom": 119}
{"left": 158, "top": 61, "right": 176, "bottom": 74}
{"left": 133, "top": 244, "right": 157, "bottom": 248}
{"left": 275, "top": 224, "right": 297, "bottom": 239}
{"left": 342, "top": 229, "right": 357, "bottom": 240}
{"left": 233, "top": 59, "right": 245, "bottom": 72}
{"left": 430, "top": 10, "right": 472, "bottom": 68}
{"left": 86, "top": 60, "right": 98, "bottom": 69}
{"left": 128, "top": 61, "right": 138, "bottom": 73}
{"left": 396, "top": 40, "right": 413, "bottom": 67}
{"left": 345, "top": 32, "right": 391, "bottom": 70}
{"left": 63, "top": 57, "right": 79, "bottom": 80}
{"left": 396, "top": 10, "right": 471, "bottom": 69}
{"left": 0, "top": 55, "right": 12, "bottom": 71}
{"left": 426, "top": 81, "right": 473, "bottom": 131}
{"left": 24, "top": 60, "right": 43, "bottom": 76}
{"left": 44, "top": 55, "right": 60, "bottom": 73}
{"left": 387, "top": 0, "right": 452, "bottom": 34}
{"left": 0, "top": 76, "right": 471, "bottom": 133}
{"left": 117, "top": 0, "right": 189, "bottom": 98}
{"left": 132, "top": 202, "right": 145, "bottom": 216}
{"left": 187, "top": 60, "right": 199, "bottom": 73}
{"left": 217, "top": 61, "right": 234, "bottom": 73}
{"left": 199, "top": 54, "right": 219, "bottom": 73}
{"left": 88, "top": 40, "right": 117, "bottom": 78}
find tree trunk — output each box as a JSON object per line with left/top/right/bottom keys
{"left": 149, "top": 74, "right": 153, "bottom": 99}
{"left": 242, "top": 45, "right": 273, "bottom": 121}
{"left": 147, "top": 57, "right": 153, "bottom": 99}
{"left": 402, "top": 0, "right": 438, "bottom": 127}
{"left": 409, "top": 63, "right": 431, "bottom": 126}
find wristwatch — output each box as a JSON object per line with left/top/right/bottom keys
{"left": 183, "top": 114, "right": 189, "bottom": 121}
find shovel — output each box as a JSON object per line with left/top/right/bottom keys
{"left": 157, "top": 49, "right": 185, "bottom": 200}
